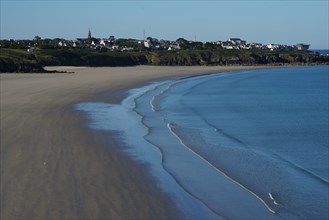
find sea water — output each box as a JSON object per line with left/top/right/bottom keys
{"left": 75, "top": 66, "right": 329, "bottom": 219}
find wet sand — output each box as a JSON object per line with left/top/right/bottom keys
{"left": 1, "top": 65, "right": 263, "bottom": 219}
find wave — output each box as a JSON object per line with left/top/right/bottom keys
{"left": 131, "top": 82, "right": 227, "bottom": 219}
{"left": 167, "top": 122, "right": 277, "bottom": 215}
{"left": 132, "top": 79, "right": 281, "bottom": 218}
{"left": 150, "top": 73, "right": 223, "bottom": 113}
{"left": 273, "top": 153, "right": 329, "bottom": 185}
{"left": 150, "top": 84, "right": 171, "bottom": 112}
{"left": 150, "top": 79, "right": 194, "bottom": 112}
{"left": 140, "top": 134, "right": 227, "bottom": 219}
{"left": 166, "top": 114, "right": 310, "bottom": 219}
{"left": 76, "top": 67, "right": 328, "bottom": 219}
{"left": 155, "top": 71, "right": 324, "bottom": 219}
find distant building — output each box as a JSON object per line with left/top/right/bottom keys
{"left": 72, "top": 40, "right": 81, "bottom": 48}
{"left": 27, "top": 46, "right": 35, "bottom": 53}
{"left": 111, "top": 45, "right": 119, "bottom": 50}
{"left": 121, "top": 47, "right": 134, "bottom": 52}
{"left": 168, "top": 41, "right": 180, "bottom": 51}
{"left": 100, "top": 39, "right": 111, "bottom": 48}
{"left": 250, "top": 42, "right": 263, "bottom": 49}
{"left": 228, "top": 38, "right": 246, "bottom": 46}
{"left": 144, "top": 40, "right": 154, "bottom": 49}
{"left": 221, "top": 38, "right": 247, "bottom": 49}
{"left": 88, "top": 28, "right": 92, "bottom": 45}
{"left": 58, "top": 40, "right": 69, "bottom": 47}
{"left": 221, "top": 41, "right": 234, "bottom": 49}
{"left": 267, "top": 44, "right": 281, "bottom": 51}
{"left": 295, "top": 44, "right": 310, "bottom": 51}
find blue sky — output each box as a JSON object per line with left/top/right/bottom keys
{"left": 1, "top": 0, "right": 328, "bottom": 49}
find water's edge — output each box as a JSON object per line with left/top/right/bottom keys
{"left": 74, "top": 66, "right": 328, "bottom": 219}
{"left": 74, "top": 72, "right": 281, "bottom": 219}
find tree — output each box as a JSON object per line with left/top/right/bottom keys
{"left": 33, "top": 36, "right": 42, "bottom": 46}
{"left": 190, "top": 41, "right": 204, "bottom": 50}
{"left": 204, "top": 42, "right": 218, "bottom": 50}
{"left": 34, "top": 36, "right": 42, "bottom": 41}
{"left": 176, "top": 38, "right": 188, "bottom": 44}
{"left": 0, "top": 40, "right": 11, "bottom": 48}
{"left": 176, "top": 38, "right": 190, "bottom": 50}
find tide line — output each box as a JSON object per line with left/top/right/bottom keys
{"left": 273, "top": 153, "right": 329, "bottom": 185}
{"left": 167, "top": 122, "right": 277, "bottom": 215}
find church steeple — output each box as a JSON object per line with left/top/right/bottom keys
{"left": 88, "top": 28, "right": 92, "bottom": 44}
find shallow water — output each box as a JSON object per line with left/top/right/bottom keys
{"left": 75, "top": 66, "right": 329, "bottom": 219}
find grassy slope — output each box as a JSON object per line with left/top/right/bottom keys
{"left": 0, "top": 48, "right": 46, "bottom": 73}
{"left": 1, "top": 48, "right": 328, "bottom": 72}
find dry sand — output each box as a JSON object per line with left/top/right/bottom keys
{"left": 1, "top": 65, "right": 263, "bottom": 219}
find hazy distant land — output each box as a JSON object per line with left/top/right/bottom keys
{"left": 1, "top": 36, "right": 328, "bottom": 73}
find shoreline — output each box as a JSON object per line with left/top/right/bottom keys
{"left": 1, "top": 65, "right": 270, "bottom": 219}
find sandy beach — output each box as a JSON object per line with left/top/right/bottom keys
{"left": 1, "top": 65, "right": 263, "bottom": 219}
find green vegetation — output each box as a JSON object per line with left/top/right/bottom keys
{"left": 35, "top": 48, "right": 147, "bottom": 66}
{"left": 1, "top": 47, "right": 328, "bottom": 73}
{"left": 0, "top": 48, "right": 45, "bottom": 73}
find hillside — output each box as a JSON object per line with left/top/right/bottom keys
{"left": 1, "top": 48, "right": 328, "bottom": 73}
{"left": 0, "top": 49, "right": 46, "bottom": 73}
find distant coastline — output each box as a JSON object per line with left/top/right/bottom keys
{"left": 311, "top": 49, "right": 329, "bottom": 55}
{"left": 1, "top": 48, "right": 329, "bottom": 73}
{"left": 2, "top": 35, "right": 329, "bottom": 73}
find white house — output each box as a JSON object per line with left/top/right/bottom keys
{"left": 221, "top": 42, "right": 235, "bottom": 49}
{"left": 58, "top": 40, "right": 67, "bottom": 47}
{"left": 100, "top": 39, "right": 112, "bottom": 48}
{"left": 228, "top": 38, "right": 246, "bottom": 46}
{"left": 72, "top": 41, "right": 81, "bottom": 48}
{"left": 168, "top": 42, "right": 180, "bottom": 51}
{"left": 111, "top": 45, "right": 119, "bottom": 50}
{"left": 267, "top": 44, "right": 281, "bottom": 51}
{"left": 240, "top": 44, "right": 251, "bottom": 50}
{"left": 250, "top": 42, "right": 263, "bottom": 49}
{"left": 27, "top": 47, "right": 35, "bottom": 53}
{"left": 144, "top": 40, "right": 154, "bottom": 49}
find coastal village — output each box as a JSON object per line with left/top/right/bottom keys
{"left": 1, "top": 29, "right": 310, "bottom": 53}
{"left": 3, "top": 29, "right": 326, "bottom": 73}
